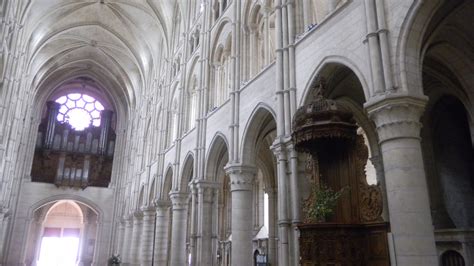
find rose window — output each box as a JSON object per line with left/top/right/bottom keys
{"left": 55, "top": 93, "right": 104, "bottom": 130}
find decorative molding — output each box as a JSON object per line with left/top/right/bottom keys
{"left": 169, "top": 192, "right": 189, "bottom": 210}
{"left": 365, "top": 95, "right": 427, "bottom": 143}
{"left": 224, "top": 164, "right": 256, "bottom": 191}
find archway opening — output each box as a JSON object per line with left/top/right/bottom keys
{"left": 418, "top": 1, "right": 474, "bottom": 263}
{"left": 28, "top": 200, "right": 99, "bottom": 266}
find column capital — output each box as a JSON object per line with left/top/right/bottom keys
{"left": 133, "top": 210, "right": 143, "bottom": 219}
{"left": 270, "top": 137, "right": 292, "bottom": 157}
{"left": 194, "top": 180, "right": 219, "bottom": 203}
{"left": 169, "top": 192, "right": 189, "bottom": 210}
{"left": 140, "top": 205, "right": 156, "bottom": 215}
{"left": 224, "top": 164, "right": 257, "bottom": 191}
{"left": 365, "top": 95, "right": 427, "bottom": 143}
{"left": 153, "top": 199, "right": 171, "bottom": 209}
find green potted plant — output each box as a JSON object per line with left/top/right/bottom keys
{"left": 307, "top": 183, "right": 347, "bottom": 222}
{"left": 108, "top": 254, "right": 121, "bottom": 266}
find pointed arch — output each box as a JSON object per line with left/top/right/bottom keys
{"left": 241, "top": 104, "right": 277, "bottom": 165}
{"left": 299, "top": 56, "right": 370, "bottom": 107}
{"left": 149, "top": 177, "right": 156, "bottom": 204}
{"left": 161, "top": 165, "right": 173, "bottom": 200}
{"left": 205, "top": 132, "right": 230, "bottom": 181}
{"left": 179, "top": 152, "right": 195, "bottom": 192}
{"left": 138, "top": 184, "right": 146, "bottom": 208}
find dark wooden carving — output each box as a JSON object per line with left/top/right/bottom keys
{"left": 299, "top": 223, "right": 390, "bottom": 266}
{"left": 293, "top": 79, "right": 390, "bottom": 265}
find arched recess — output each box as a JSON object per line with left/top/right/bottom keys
{"left": 397, "top": 0, "right": 468, "bottom": 95}
{"left": 204, "top": 133, "right": 231, "bottom": 262}
{"left": 205, "top": 133, "right": 230, "bottom": 181}
{"left": 148, "top": 177, "right": 156, "bottom": 205}
{"left": 169, "top": 83, "right": 181, "bottom": 146}
{"left": 162, "top": 166, "right": 174, "bottom": 201}
{"left": 302, "top": 62, "right": 379, "bottom": 158}
{"left": 179, "top": 153, "right": 195, "bottom": 192}
{"left": 422, "top": 95, "right": 474, "bottom": 229}
{"left": 22, "top": 196, "right": 102, "bottom": 266}
{"left": 185, "top": 56, "right": 200, "bottom": 132}
{"left": 241, "top": 1, "right": 276, "bottom": 79}
{"left": 138, "top": 185, "right": 145, "bottom": 208}
{"left": 240, "top": 105, "right": 279, "bottom": 265}
{"left": 417, "top": 5, "right": 474, "bottom": 256}
{"left": 299, "top": 62, "right": 388, "bottom": 221}
{"left": 300, "top": 56, "right": 370, "bottom": 106}
{"left": 209, "top": 19, "right": 233, "bottom": 110}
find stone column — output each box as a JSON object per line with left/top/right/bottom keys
{"left": 130, "top": 211, "right": 143, "bottom": 265}
{"left": 366, "top": 96, "right": 438, "bottom": 265}
{"left": 271, "top": 143, "right": 290, "bottom": 266}
{"left": 122, "top": 216, "right": 133, "bottom": 264}
{"left": 117, "top": 220, "right": 126, "bottom": 255}
{"left": 196, "top": 181, "right": 218, "bottom": 266}
{"left": 224, "top": 164, "right": 256, "bottom": 266}
{"left": 189, "top": 183, "right": 198, "bottom": 266}
{"left": 266, "top": 188, "right": 278, "bottom": 266}
{"left": 139, "top": 206, "right": 156, "bottom": 265}
{"left": 153, "top": 200, "right": 171, "bottom": 266}
{"left": 169, "top": 192, "right": 189, "bottom": 266}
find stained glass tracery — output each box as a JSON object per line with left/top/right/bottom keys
{"left": 55, "top": 93, "right": 104, "bottom": 130}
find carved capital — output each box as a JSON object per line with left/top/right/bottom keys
{"left": 193, "top": 180, "right": 219, "bottom": 202}
{"left": 365, "top": 96, "right": 427, "bottom": 143}
{"left": 201, "top": 187, "right": 216, "bottom": 203}
{"left": 170, "top": 192, "right": 189, "bottom": 210}
{"left": 133, "top": 210, "right": 143, "bottom": 219}
{"left": 140, "top": 205, "right": 156, "bottom": 216}
{"left": 153, "top": 199, "right": 171, "bottom": 211}
{"left": 224, "top": 164, "right": 256, "bottom": 191}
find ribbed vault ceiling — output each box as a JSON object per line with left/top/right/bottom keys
{"left": 22, "top": 0, "right": 181, "bottom": 110}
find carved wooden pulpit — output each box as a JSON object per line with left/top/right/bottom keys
{"left": 292, "top": 79, "right": 390, "bottom": 266}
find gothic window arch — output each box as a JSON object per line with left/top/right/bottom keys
{"left": 210, "top": 34, "right": 232, "bottom": 111}
{"left": 187, "top": 75, "right": 198, "bottom": 131}
{"left": 169, "top": 88, "right": 180, "bottom": 145}
{"left": 246, "top": 3, "right": 276, "bottom": 78}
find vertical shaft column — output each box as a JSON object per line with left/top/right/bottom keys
{"left": 287, "top": 144, "right": 301, "bottom": 265}
{"left": 169, "top": 192, "right": 189, "bottom": 266}
{"left": 266, "top": 188, "right": 278, "bottom": 266}
{"left": 139, "top": 206, "right": 156, "bottom": 265}
{"left": 122, "top": 216, "right": 133, "bottom": 263}
{"left": 130, "top": 211, "right": 143, "bottom": 265}
{"left": 115, "top": 220, "right": 125, "bottom": 259}
{"left": 366, "top": 97, "right": 438, "bottom": 265}
{"left": 196, "top": 181, "right": 217, "bottom": 266}
{"left": 224, "top": 164, "right": 256, "bottom": 266}
{"left": 44, "top": 101, "right": 61, "bottom": 149}
{"left": 153, "top": 201, "right": 171, "bottom": 266}
{"left": 271, "top": 143, "right": 290, "bottom": 266}
{"left": 189, "top": 183, "right": 198, "bottom": 266}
